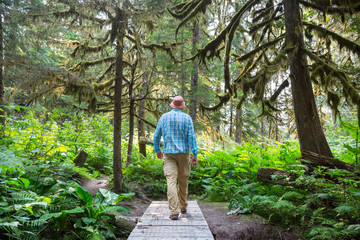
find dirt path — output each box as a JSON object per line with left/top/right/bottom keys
{"left": 80, "top": 176, "right": 109, "bottom": 196}
{"left": 81, "top": 178, "right": 298, "bottom": 240}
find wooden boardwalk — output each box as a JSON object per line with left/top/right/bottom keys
{"left": 127, "top": 201, "right": 214, "bottom": 240}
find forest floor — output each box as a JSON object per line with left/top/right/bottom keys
{"left": 81, "top": 177, "right": 300, "bottom": 240}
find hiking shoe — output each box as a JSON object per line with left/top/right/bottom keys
{"left": 169, "top": 214, "right": 179, "bottom": 220}
{"left": 180, "top": 208, "right": 187, "bottom": 214}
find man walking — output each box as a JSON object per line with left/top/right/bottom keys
{"left": 153, "top": 96, "right": 198, "bottom": 220}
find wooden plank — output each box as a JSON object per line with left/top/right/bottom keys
{"left": 128, "top": 201, "right": 214, "bottom": 240}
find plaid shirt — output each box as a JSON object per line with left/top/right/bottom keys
{"left": 154, "top": 109, "right": 198, "bottom": 157}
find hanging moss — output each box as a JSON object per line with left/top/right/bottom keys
{"left": 168, "top": 0, "right": 201, "bottom": 20}
{"left": 173, "top": 0, "right": 212, "bottom": 39}
{"left": 304, "top": 22, "right": 360, "bottom": 57}
{"left": 142, "top": 42, "right": 179, "bottom": 64}
{"left": 249, "top": 15, "right": 282, "bottom": 34}
{"left": 305, "top": 48, "right": 360, "bottom": 106}
{"left": 310, "top": 64, "right": 325, "bottom": 85}
{"left": 186, "top": 0, "right": 260, "bottom": 67}
{"left": 300, "top": 0, "right": 360, "bottom": 15}
{"left": 252, "top": 5, "right": 277, "bottom": 24}
{"left": 199, "top": 92, "right": 231, "bottom": 111}
{"left": 237, "top": 36, "right": 285, "bottom": 62}
{"left": 327, "top": 90, "right": 341, "bottom": 120}
{"left": 68, "top": 57, "right": 116, "bottom": 72}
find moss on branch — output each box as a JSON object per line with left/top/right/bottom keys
{"left": 303, "top": 22, "right": 360, "bottom": 57}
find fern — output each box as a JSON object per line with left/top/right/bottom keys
{"left": 335, "top": 204, "right": 356, "bottom": 214}
{"left": 101, "top": 205, "right": 131, "bottom": 216}
{"left": 270, "top": 200, "right": 296, "bottom": 211}
{"left": 280, "top": 191, "right": 305, "bottom": 201}
{"left": 25, "top": 219, "right": 47, "bottom": 227}
{"left": 11, "top": 191, "right": 39, "bottom": 201}
{"left": 20, "top": 231, "right": 40, "bottom": 240}
{"left": 308, "top": 226, "right": 334, "bottom": 240}
{"left": 0, "top": 148, "right": 24, "bottom": 168}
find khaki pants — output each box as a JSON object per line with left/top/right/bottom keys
{"left": 163, "top": 153, "right": 191, "bottom": 215}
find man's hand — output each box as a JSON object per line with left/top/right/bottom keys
{"left": 192, "top": 156, "right": 198, "bottom": 166}
{"left": 157, "top": 151, "right": 163, "bottom": 159}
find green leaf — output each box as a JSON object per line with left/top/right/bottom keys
{"left": 115, "top": 192, "right": 135, "bottom": 203}
{"left": 347, "top": 224, "right": 360, "bottom": 231}
{"left": 341, "top": 121, "right": 360, "bottom": 141}
{"left": 20, "top": 178, "right": 30, "bottom": 189}
{"left": 349, "top": 188, "right": 360, "bottom": 196}
{"left": 81, "top": 217, "right": 97, "bottom": 225}
{"left": 343, "top": 144, "right": 360, "bottom": 154}
{"left": 63, "top": 207, "right": 84, "bottom": 214}
{"left": 39, "top": 212, "right": 62, "bottom": 221}
{"left": 103, "top": 205, "right": 131, "bottom": 215}
{"left": 335, "top": 205, "right": 356, "bottom": 214}
{"left": 0, "top": 221, "right": 20, "bottom": 227}
{"left": 26, "top": 206, "right": 33, "bottom": 214}
{"left": 75, "top": 184, "right": 94, "bottom": 206}
{"left": 313, "top": 193, "right": 330, "bottom": 199}
{"left": 95, "top": 189, "right": 119, "bottom": 205}
{"left": 6, "top": 180, "right": 20, "bottom": 186}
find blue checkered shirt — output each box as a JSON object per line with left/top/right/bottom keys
{"left": 154, "top": 109, "right": 198, "bottom": 157}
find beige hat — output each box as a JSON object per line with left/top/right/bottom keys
{"left": 170, "top": 96, "right": 185, "bottom": 109}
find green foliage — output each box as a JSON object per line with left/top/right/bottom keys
{"left": 188, "top": 140, "right": 301, "bottom": 201}
{"left": 124, "top": 154, "right": 167, "bottom": 198}
{"left": 0, "top": 108, "right": 134, "bottom": 239}
{"left": 42, "top": 184, "right": 133, "bottom": 239}
{"left": 0, "top": 163, "right": 133, "bottom": 239}
{"left": 2, "top": 107, "right": 360, "bottom": 239}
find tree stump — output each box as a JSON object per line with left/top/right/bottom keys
{"left": 73, "top": 150, "right": 88, "bottom": 167}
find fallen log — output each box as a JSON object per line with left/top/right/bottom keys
{"left": 256, "top": 168, "right": 298, "bottom": 187}
{"left": 300, "top": 150, "right": 354, "bottom": 172}
{"left": 139, "top": 137, "right": 163, "bottom": 146}
{"left": 73, "top": 150, "right": 88, "bottom": 167}
{"left": 257, "top": 150, "right": 358, "bottom": 187}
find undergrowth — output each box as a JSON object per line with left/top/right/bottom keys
{"left": 2, "top": 107, "right": 360, "bottom": 239}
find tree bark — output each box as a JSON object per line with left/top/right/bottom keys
{"left": 189, "top": 21, "right": 199, "bottom": 125}
{"left": 229, "top": 99, "right": 233, "bottom": 137}
{"left": 113, "top": 8, "right": 126, "bottom": 193}
{"left": 260, "top": 120, "right": 265, "bottom": 148}
{"left": 73, "top": 150, "right": 88, "bottom": 167}
{"left": 0, "top": 13, "right": 5, "bottom": 133}
{"left": 284, "top": 0, "right": 333, "bottom": 159}
{"left": 126, "top": 64, "right": 136, "bottom": 166}
{"left": 235, "top": 102, "right": 242, "bottom": 144}
{"left": 256, "top": 168, "right": 298, "bottom": 187}
{"left": 138, "top": 75, "right": 147, "bottom": 157}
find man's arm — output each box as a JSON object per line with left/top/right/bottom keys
{"left": 188, "top": 117, "right": 198, "bottom": 165}
{"left": 153, "top": 117, "right": 163, "bottom": 155}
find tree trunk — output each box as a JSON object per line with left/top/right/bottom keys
{"left": 284, "top": 0, "right": 333, "bottom": 159}
{"left": 0, "top": 13, "right": 5, "bottom": 133}
{"left": 275, "top": 103, "right": 279, "bottom": 142}
{"left": 138, "top": 75, "right": 147, "bottom": 157}
{"left": 260, "top": 120, "right": 265, "bottom": 148}
{"left": 113, "top": 8, "right": 126, "bottom": 193}
{"left": 268, "top": 120, "right": 272, "bottom": 139}
{"left": 235, "top": 103, "right": 242, "bottom": 144}
{"left": 126, "top": 85, "right": 135, "bottom": 166}
{"left": 189, "top": 21, "right": 199, "bottom": 125}
{"left": 229, "top": 99, "right": 233, "bottom": 137}
{"left": 180, "top": 49, "right": 186, "bottom": 97}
